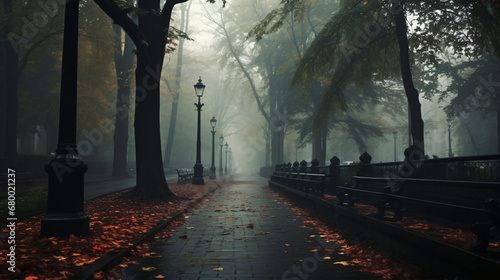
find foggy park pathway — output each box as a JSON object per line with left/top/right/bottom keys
{"left": 120, "top": 175, "right": 380, "bottom": 280}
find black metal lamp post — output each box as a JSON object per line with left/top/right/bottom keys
{"left": 193, "top": 77, "right": 206, "bottom": 185}
{"left": 232, "top": 151, "right": 235, "bottom": 174}
{"left": 219, "top": 135, "right": 224, "bottom": 176}
{"left": 41, "top": 0, "right": 89, "bottom": 238}
{"left": 393, "top": 131, "right": 397, "bottom": 162}
{"left": 230, "top": 148, "right": 234, "bottom": 174}
{"left": 224, "top": 142, "right": 229, "bottom": 176}
{"left": 228, "top": 148, "right": 232, "bottom": 174}
{"left": 209, "top": 116, "right": 217, "bottom": 179}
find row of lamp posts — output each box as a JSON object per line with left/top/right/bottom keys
{"left": 192, "top": 77, "right": 233, "bottom": 185}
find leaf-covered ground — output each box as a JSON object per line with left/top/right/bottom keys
{"left": 100, "top": 184, "right": 442, "bottom": 280}
{"left": 324, "top": 194, "right": 500, "bottom": 255}
{"left": 0, "top": 180, "right": 220, "bottom": 280}
{"left": 275, "top": 191, "right": 440, "bottom": 279}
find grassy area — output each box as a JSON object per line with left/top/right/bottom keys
{"left": 0, "top": 189, "right": 47, "bottom": 221}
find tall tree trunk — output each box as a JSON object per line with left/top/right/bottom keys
{"left": 265, "top": 124, "right": 270, "bottom": 166}
{"left": 164, "top": 2, "right": 190, "bottom": 168}
{"left": 3, "top": 0, "right": 19, "bottom": 159}
{"left": 312, "top": 134, "right": 320, "bottom": 162}
{"left": 393, "top": 1, "right": 424, "bottom": 156}
{"left": 269, "top": 73, "right": 280, "bottom": 166}
{"left": 312, "top": 122, "right": 327, "bottom": 164}
{"left": 497, "top": 94, "right": 500, "bottom": 153}
{"left": 320, "top": 124, "right": 327, "bottom": 164}
{"left": 311, "top": 83, "right": 326, "bottom": 163}
{"left": 133, "top": 0, "right": 175, "bottom": 199}
{"left": 163, "top": 84, "right": 179, "bottom": 168}
{"left": 456, "top": 115, "right": 480, "bottom": 155}
{"left": 112, "top": 24, "right": 134, "bottom": 177}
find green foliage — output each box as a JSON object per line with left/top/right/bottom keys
{"left": 251, "top": 0, "right": 500, "bottom": 134}
{"left": 290, "top": 81, "right": 404, "bottom": 152}
{"left": 440, "top": 55, "right": 500, "bottom": 119}
{"left": 291, "top": 0, "right": 399, "bottom": 133}
{"left": 248, "top": 0, "right": 307, "bottom": 40}
{"left": 408, "top": 0, "right": 500, "bottom": 60}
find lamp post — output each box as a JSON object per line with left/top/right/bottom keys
{"left": 224, "top": 142, "right": 229, "bottom": 176}
{"left": 41, "top": 0, "right": 89, "bottom": 238}
{"left": 209, "top": 116, "right": 217, "bottom": 179}
{"left": 193, "top": 77, "right": 205, "bottom": 185}
{"left": 232, "top": 150, "right": 235, "bottom": 174}
{"left": 393, "top": 131, "right": 397, "bottom": 162}
{"left": 228, "top": 148, "right": 232, "bottom": 174}
{"left": 219, "top": 135, "right": 224, "bottom": 176}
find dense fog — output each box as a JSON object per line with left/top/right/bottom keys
{"left": 1, "top": 0, "right": 498, "bottom": 176}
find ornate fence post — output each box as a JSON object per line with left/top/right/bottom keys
{"left": 357, "top": 152, "right": 373, "bottom": 188}
{"left": 358, "top": 152, "right": 372, "bottom": 175}
{"left": 311, "top": 159, "right": 320, "bottom": 181}
{"left": 293, "top": 161, "right": 299, "bottom": 178}
{"left": 286, "top": 162, "right": 292, "bottom": 177}
{"left": 330, "top": 156, "right": 340, "bottom": 192}
{"left": 300, "top": 160, "right": 308, "bottom": 179}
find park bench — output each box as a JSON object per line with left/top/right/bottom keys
{"left": 175, "top": 168, "right": 194, "bottom": 183}
{"left": 335, "top": 175, "right": 500, "bottom": 251}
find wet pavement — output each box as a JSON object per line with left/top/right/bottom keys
{"left": 121, "top": 175, "right": 379, "bottom": 280}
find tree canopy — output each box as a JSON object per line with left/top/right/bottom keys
{"left": 249, "top": 0, "right": 500, "bottom": 134}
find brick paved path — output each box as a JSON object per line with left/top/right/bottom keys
{"left": 121, "top": 175, "right": 379, "bottom": 280}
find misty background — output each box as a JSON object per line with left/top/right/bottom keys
{"left": 1, "top": 0, "right": 498, "bottom": 176}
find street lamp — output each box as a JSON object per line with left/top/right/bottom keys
{"left": 224, "top": 142, "right": 229, "bottom": 176}
{"left": 193, "top": 77, "right": 206, "bottom": 185}
{"left": 232, "top": 150, "right": 235, "bottom": 174}
{"left": 209, "top": 116, "right": 217, "bottom": 179}
{"left": 228, "top": 148, "right": 232, "bottom": 174}
{"left": 219, "top": 135, "right": 224, "bottom": 176}
{"left": 41, "top": 0, "right": 89, "bottom": 238}
{"left": 232, "top": 151, "right": 235, "bottom": 174}
{"left": 393, "top": 131, "right": 397, "bottom": 162}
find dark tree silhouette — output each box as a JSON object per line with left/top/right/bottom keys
{"left": 92, "top": 0, "right": 225, "bottom": 199}
{"left": 112, "top": 25, "right": 134, "bottom": 177}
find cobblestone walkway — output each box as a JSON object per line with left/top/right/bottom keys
{"left": 122, "top": 175, "right": 379, "bottom": 280}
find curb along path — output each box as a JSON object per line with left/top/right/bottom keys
{"left": 78, "top": 178, "right": 225, "bottom": 280}
{"left": 118, "top": 175, "right": 378, "bottom": 280}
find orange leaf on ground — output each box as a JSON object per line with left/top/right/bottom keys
{"left": 0, "top": 181, "right": 219, "bottom": 279}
